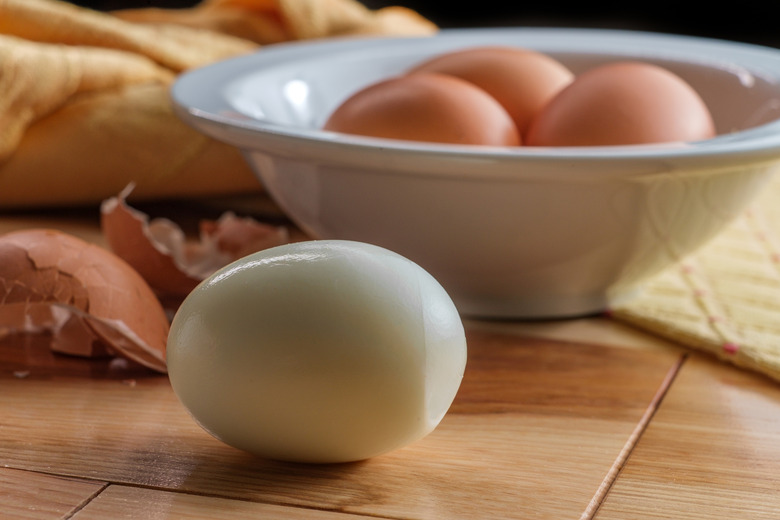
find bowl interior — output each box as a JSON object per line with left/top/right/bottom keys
{"left": 222, "top": 30, "right": 780, "bottom": 140}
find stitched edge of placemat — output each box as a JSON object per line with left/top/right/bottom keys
{"left": 610, "top": 180, "right": 780, "bottom": 382}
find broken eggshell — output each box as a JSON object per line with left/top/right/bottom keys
{"left": 0, "top": 228, "right": 168, "bottom": 373}
{"left": 100, "top": 184, "right": 289, "bottom": 300}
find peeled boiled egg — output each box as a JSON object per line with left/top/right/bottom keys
{"left": 167, "top": 240, "right": 467, "bottom": 463}
{"left": 525, "top": 61, "right": 716, "bottom": 146}
{"left": 323, "top": 72, "right": 519, "bottom": 146}
{"left": 409, "top": 46, "right": 574, "bottom": 136}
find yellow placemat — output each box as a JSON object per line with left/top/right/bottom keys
{"left": 611, "top": 171, "right": 780, "bottom": 382}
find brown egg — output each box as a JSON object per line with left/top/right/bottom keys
{"left": 408, "top": 46, "right": 574, "bottom": 136}
{"left": 525, "top": 61, "right": 716, "bottom": 146}
{"left": 323, "top": 72, "right": 520, "bottom": 146}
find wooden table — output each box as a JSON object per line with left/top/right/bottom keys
{"left": 2, "top": 202, "right": 779, "bottom": 520}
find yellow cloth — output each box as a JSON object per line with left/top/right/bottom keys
{"left": 612, "top": 171, "right": 780, "bottom": 382}
{"left": 0, "top": 0, "right": 436, "bottom": 208}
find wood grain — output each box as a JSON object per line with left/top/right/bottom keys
{"left": 594, "top": 353, "right": 780, "bottom": 520}
{"left": 0, "top": 467, "right": 105, "bottom": 519}
{"left": 73, "top": 485, "right": 373, "bottom": 519}
{"left": 0, "top": 329, "right": 682, "bottom": 520}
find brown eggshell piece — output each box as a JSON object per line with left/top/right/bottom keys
{"left": 0, "top": 229, "right": 168, "bottom": 372}
{"left": 197, "top": 212, "right": 290, "bottom": 261}
{"left": 100, "top": 184, "right": 289, "bottom": 298}
{"left": 100, "top": 185, "right": 203, "bottom": 298}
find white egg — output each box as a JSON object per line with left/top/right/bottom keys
{"left": 167, "top": 240, "right": 467, "bottom": 463}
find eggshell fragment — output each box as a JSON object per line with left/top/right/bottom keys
{"left": 100, "top": 184, "right": 289, "bottom": 299}
{"left": 324, "top": 72, "right": 520, "bottom": 146}
{"left": 409, "top": 45, "right": 574, "bottom": 136}
{"left": 0, "top": 229, "right": 168, "bottom": 372}
{"left": 167, "top": 240, "right": 467, "bottom": 463}
{"left": 525, "top": 61, "right": 716, "bottom": 146}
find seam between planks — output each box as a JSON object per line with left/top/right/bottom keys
{"left": 62, "top": 481, "right": 110, "bottom": 519}
{"left": 578, "top": 353, "right": 688, "bottom": 520}
{"left": 62, "top": 480, "right": 404, "bottom": 520}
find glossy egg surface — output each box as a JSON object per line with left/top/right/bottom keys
{"left": 167, "top": 240, "right": 467, "bottom": 463}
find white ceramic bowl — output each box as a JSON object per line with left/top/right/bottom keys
{"left": 171, "top": 28, "right": 780, "bottom": 318}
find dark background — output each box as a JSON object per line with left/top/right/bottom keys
{"left": 70, "top": 1, "right": 780, "bottom": 49}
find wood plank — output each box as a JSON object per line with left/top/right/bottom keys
{"left": 0, "top": 467, "right": 105, "bottom": 519}
{"left": 0, "top": 334, "right": 157, "bottom": 380}
{"left": 0, "top": 328, "right": 681, "bottom": 519}
{"left": 0, "top": 209, "right": 105, "bottom": 244}
{"left": 72, "top": 484, "right": 375, "bottom": 519}
{"left": 467, "top": 316, "right": 685, "bottom": 354}
{"left": 594, "top": 353, "right": 780, "bottom": 520}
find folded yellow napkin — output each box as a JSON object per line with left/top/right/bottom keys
{"left": 611, "top": 171, "right": 780, "bottom": 382}
{"left": 0, "top": 0, "right": 436, "bottom": 208}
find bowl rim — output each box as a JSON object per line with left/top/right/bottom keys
{"left": 171, "top": 27, "right": 780, "bottom": 168}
